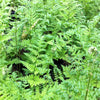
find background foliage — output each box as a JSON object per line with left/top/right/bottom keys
{"left": 0, "top": 0, "right": 100, "bottom": 100}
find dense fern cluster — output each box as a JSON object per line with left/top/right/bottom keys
{"left": 0, "top": 0, "right": 100, "bottom": 100}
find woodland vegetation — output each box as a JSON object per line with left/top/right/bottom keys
{"left": 0, "top": 0, "right": 100, "bottom": 100}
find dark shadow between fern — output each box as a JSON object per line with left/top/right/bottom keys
{"left": 49, "top": 59, "right": 71, "bottom": 84}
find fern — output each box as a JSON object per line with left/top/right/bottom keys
{"left": 0, "top": 0, "right": 100, "bottom": 100}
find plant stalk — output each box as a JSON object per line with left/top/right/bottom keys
{"left": 85, "top": 73, "right": 91, "bottom": 100}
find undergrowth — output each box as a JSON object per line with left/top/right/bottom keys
{"left": 0, "top": 0, "right": 100, "bottom": 100}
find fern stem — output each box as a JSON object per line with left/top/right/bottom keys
{"left": 85, "top": 73, "right": 91, "bottom": 100}
{"left": 15, "top": 22, "right": 18, "bottom": 54}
